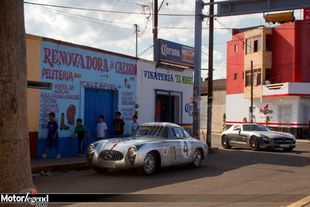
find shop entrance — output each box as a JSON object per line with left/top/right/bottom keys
{"left": 155, "top": 90, "right": 182, "bottom": 124}
{"left": 84, "top": 88, "right": 117, "bottom": 141}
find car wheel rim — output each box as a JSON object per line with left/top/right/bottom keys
{"left": 251, "top": 139, "right": 256, "bottom": 148}
{"left": 193, "top": 150, "right": 202, "bottom": 166}
{"left": 222, "top": 137, "right": 227, "bottom": 146}
{"left": 144, "top": 154, "right": 155, "bottom": 174}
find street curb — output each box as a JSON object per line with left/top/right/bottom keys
{"left": 32, "top": 162, "right": 90, "bottom": 174}
{"left": 296, "top": 139, "right": 310, "bottom": 144}
{"left": 209, "top": 147, "right": 219, "bottom": 154}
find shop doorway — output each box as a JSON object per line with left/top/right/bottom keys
{"left": 155, "top": 90, "right": 182, "bottom": 124}
{"left": 84, "top": 88, "right": 117, "bottom": 142}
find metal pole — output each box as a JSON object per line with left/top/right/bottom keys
{"left": 250, "top": 60, "right": 254, "bottom": 123}
{"left": 193, "top": 0, "right": 203, "bottom": 139}
{"left": 206, "top": 0, "right": 214, "bottom": 150}
{"left": 134, "top": 24, "right": 138, "bottom": 58}
{"left": 153, "top": 0, "right": 158, "bottom": 61}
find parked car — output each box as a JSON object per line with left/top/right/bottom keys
{"left": 87, "top": 122, "right": 208, "bottom": 175}
{"left": 221, "top": 124, "right": 296, "bottom": 151}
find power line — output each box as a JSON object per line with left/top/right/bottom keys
{"left": 24, "top": 1, "right": 195, "bottom": 16}
{"left": 139, "top": 44, "right": 153, "bottom": 56}
{"left": 38, "top": 6, "right": 130, "bottom": 26}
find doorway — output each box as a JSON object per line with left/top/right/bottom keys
{"left": 84, "top": 88, "right": 117, "bottom": 142}
{"left": 155, "top": 90, "right": 182, "bottom": 124}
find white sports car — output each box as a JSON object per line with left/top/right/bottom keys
{"left": 87, "top": 122, "right": 208, "bottom": 175}
{"left": 221, "top": 124, "right": 296, "bottom": 151}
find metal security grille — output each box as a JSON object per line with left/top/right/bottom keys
{"left": 99, "top": 150, "right": 124, "bottom": 161}
{"left": 273, "top": 138, "right": 294, "bottom": 144}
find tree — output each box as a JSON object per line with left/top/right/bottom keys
{"left": 0, "top": 0, "right": 34, "bottom": 192}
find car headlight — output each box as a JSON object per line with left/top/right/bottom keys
{"left": 87, "top": 144, "right": 96, "bottom": 155}
{"left": 127, "top": 147, "right": 137, "bottom": 162}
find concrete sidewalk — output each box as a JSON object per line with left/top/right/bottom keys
{"left": 31, "top": 156, "right": 89, "bottom": 174}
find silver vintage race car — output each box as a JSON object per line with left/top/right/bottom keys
{"left": 221, "top": 124, "right": 296, "bottom": 151}
{"left": 87, "top": 122, "right": 208, "bottom": 175}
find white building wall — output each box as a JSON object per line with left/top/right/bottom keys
{"left": 226, "top": 94, "right": 304, "bottom": 126}
{"left": 137, "top": 59, "right": 193, "bottom": 125}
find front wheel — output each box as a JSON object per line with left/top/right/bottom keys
{"left": 250, "top": 136, "right": 260, "bottom": 151}
{"left": 142, "top": 152, "right": 157, "bottom": 175}
{"left": 221, "top": 135, "right": 231, "bottom": 149}
{"left": 191, "top": 149, "right": 203, "bottom": 168}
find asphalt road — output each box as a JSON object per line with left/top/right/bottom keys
{"left": 33, "top": 135, "right": 310, "bottom": 207}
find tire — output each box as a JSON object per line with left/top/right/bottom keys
{"left": 191, "top": 149, "right": 203, "bottom": 168}
{"left": 142, "top": 152, "right": 157, "bottom": 175}
{"left": 249, "top": 136, "right": 260, "bottom": 151}
{"left": 283, "top": 147, "right": 294, "bottom": 152}
{"left": 221, "top": 135, "right": 231, "bottom": 149}
{"left": 91, "top": 166, "right": 107, "bottom": 173}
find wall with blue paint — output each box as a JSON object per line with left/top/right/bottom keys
{"left": 37, "top": 40, "right": 137, "bottom": 158}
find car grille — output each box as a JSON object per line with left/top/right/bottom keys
{"left": 273, "top": 138, "right": 294, "bottom": 144}
{"left": 99, "top": 150, "right": 124, "bottom": 161}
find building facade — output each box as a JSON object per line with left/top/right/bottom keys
{"left": 136, "top": 59, "right": 193, "bottom": 126}
{"left": 26, "top": 35, "right": 194, "bottom": 158}
{"left": 226, "top": 20, "right": 310, "bottom": 138}
{"left": 200, "top": 79, "right": 226, "bottom": 134}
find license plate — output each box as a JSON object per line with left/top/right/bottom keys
{"left": 280, "top": 144, "right": 289, "bottom": 148}
{"left": 103, "top": 161, "right": 116, "bottom": 168}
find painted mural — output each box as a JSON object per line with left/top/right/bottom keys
{"left": 39, "top": 41, "right": 137, "bottom": 139}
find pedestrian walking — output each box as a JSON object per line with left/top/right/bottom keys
{"left": 131, "top": 115, "right": 139, "bottom": 133}
{"left": 71, "top": 118, "right": 88, "bottom": 156}
{"left": 41, "top": 112, "right": 61, "bottom": 159}
{"left": 112, "top": 111, "right": 125, "bottom": 137}
{"left": 96, "top": 115, "right": 108, "bottom": 141}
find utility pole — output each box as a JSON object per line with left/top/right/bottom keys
{"left": 193, "top": 0, "right": 203, "bottom": 139}
{"left": 153, "top": 0, "right": 158, "bottom": 61}
{"left": 206, "top": 0, "right": 214, "bottom": 150}
{"left": 134, "top": 24, "right": 138, "bottom": 58}
{"left": 250, "top": 60, "right": 254, "bottom": 123}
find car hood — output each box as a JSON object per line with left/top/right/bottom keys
{"left": 255, "top": 131, "right": 295, "bottom": 139}
{"left": 93, "top": 137, "right": 162, "bottom": 153}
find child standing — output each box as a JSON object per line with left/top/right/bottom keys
{"left": 96, "top": 115, "right": 108, "bottom": 141}
{"left": 112, "top": 111, "right": 125, "bottom": 137}
{"left": 41, "top": 112, "right": 61, "bottom": 159}
{"left": 72, "top": 118, "right": 88, "bottom": 156}
{"left": 131, "top": 115, "right": 139, "bottom": 133}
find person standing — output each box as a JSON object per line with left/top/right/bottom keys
{"left": 113, "top": 111, "right": 125, "bottom": 137}
{"left": 41, "top": 112, "right": 61, "bottom": 159}
{"left": 96, "top": 115, "right": 108, "bottom": 141}
{"left": 131, "top": 115, "right": 139, "bottom": 133}
{"left": 72, "top": 118, "right": 88, "bottom": 156}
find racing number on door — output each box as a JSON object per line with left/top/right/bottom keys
{"left": 183, "top": 141, "right": 189, "bottom": 156}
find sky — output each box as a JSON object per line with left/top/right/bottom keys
{"left": 24, "top": 0, "right": 303, "bottom": 80}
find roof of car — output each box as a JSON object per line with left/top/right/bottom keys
{"left": 141, "top": 122, "right": 181, "bottom": 128}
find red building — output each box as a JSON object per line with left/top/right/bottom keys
{"left": 226, "top": 20, "right": 310, "bottom": 138}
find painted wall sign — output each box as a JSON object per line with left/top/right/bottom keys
{"left": 39, "top": 41, "right": 137, "bottom": 138}
{"left": 155, "top": 39, "right": 194, "bottom": 68}
{"left": 259, "top": 104, "right": 273, "bottom": 115}
{"left": 143, "top": 70, "right": 193, "bottom": 85}
{"left": 185, "top": 103, "right": 193, "bottom": 116}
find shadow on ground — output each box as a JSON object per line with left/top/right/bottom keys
{"left": 33, "top": 146, "right": 310, "bottom": 195}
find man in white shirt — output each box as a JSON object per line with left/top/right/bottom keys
{"left": 96, "top": 115, "right": 108, "bottom": 140}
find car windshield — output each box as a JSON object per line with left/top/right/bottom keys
{"left": 243, "top": 125, "right": 270, "bottom": 132}
{"left": 131, "top": 125, "right": 167, "bottom": 138}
